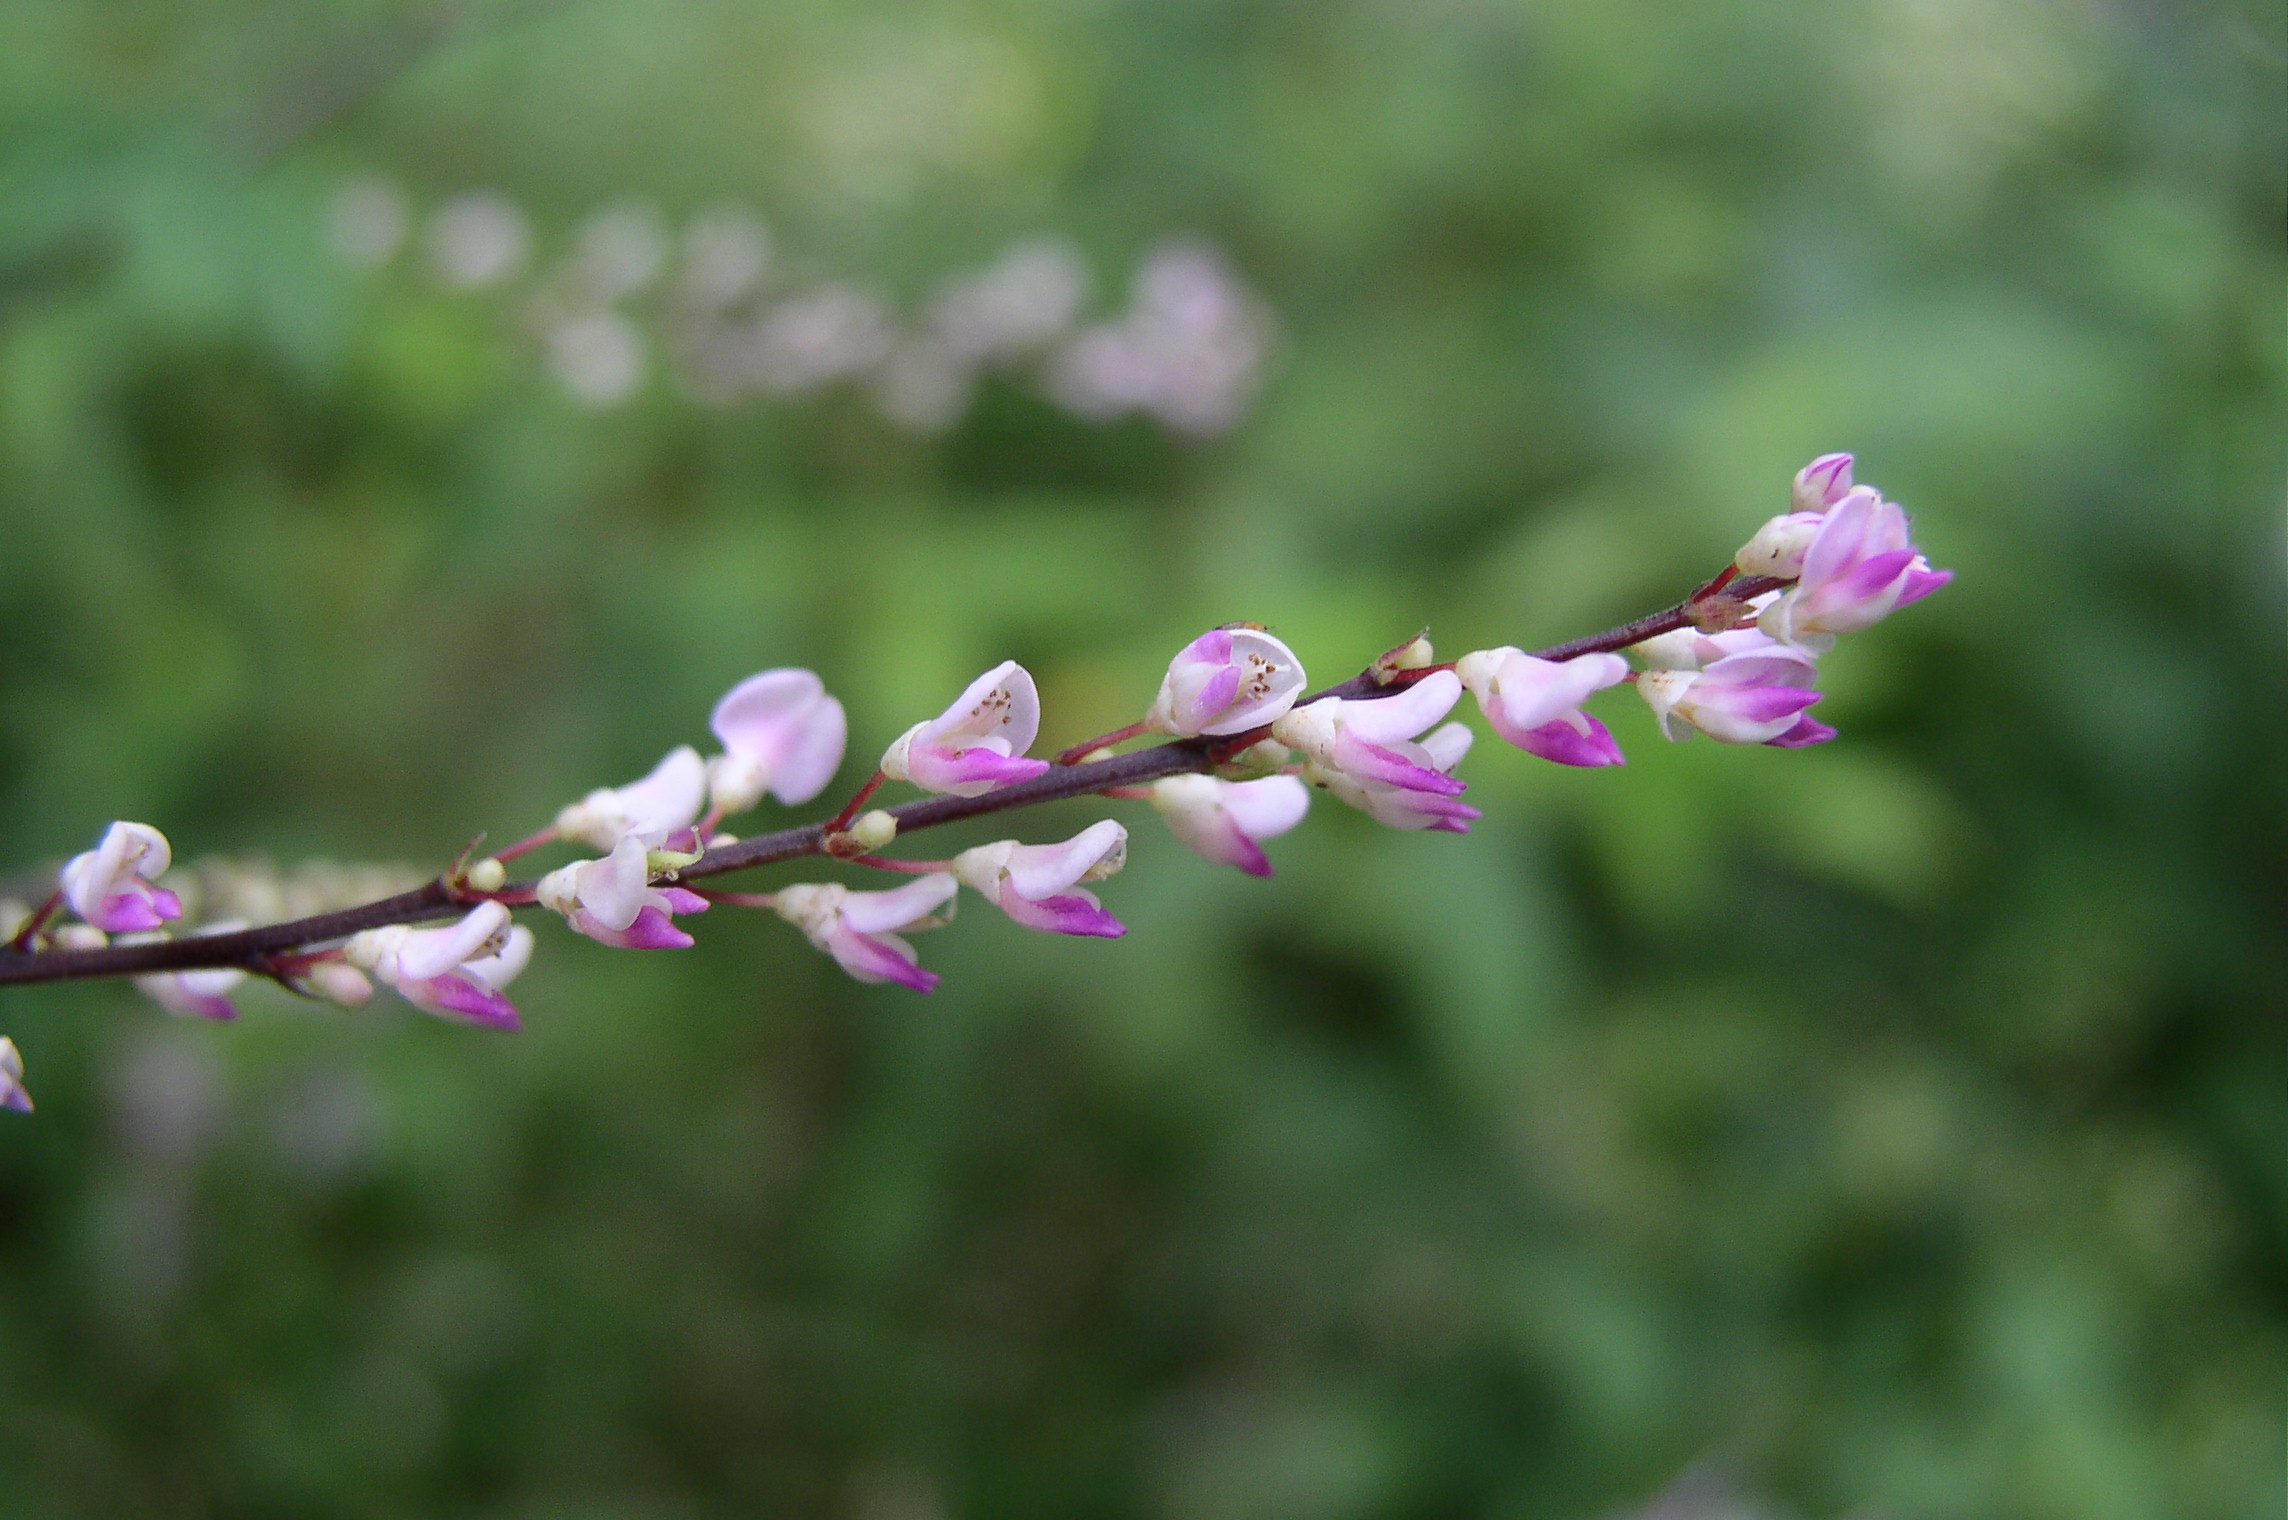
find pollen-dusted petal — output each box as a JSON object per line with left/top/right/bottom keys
{"left": 923, "top": 660, "right": 1042, "bottom": 755}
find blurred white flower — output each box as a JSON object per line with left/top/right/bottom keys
{"left": 327, "top": 177, "right": 409, "bottom": 268}
{"left": 545, "top": 312, "right": 647, "bottom": 407}
{"left": 753, "top": 285, "right": 896, "bottom": 393}
{"left": 927, "top": 236, "right": 1088, "bottom": 363}
{"left": 874, "top": 338, "right": 973, "bottom": 431}
{"left": 426, "top": 192, "right": 530, "bottom": 289}
{"left": 678, "top": 206, "right": 773, "bottom": 308}
{"left": 573, "top": 201, "right": 668, "bottom": 301}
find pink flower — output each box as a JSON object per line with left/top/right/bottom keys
{"left": 537, "top": 837, "right": 710, "bottom": 949}
{"left": 60, "top": 822, "right": 182, "bottom": 933}
{"left": 346, "top": 902, "right": 535, "bottom": 1030}
{"left": 1454, "top": 648, "right": 1629, "bottom": 767}
{"left": 0, "top": 1039, "right": 29, "bottom": 1114}
{"left": 1758, "top": 481, "right": 1952, "bottom": 653}
{"left": 1145, "top": 627, "right": 1308, "bottom": 737}
{"left": 1271, "top": 670, "right": 1473, "bottom": 799}
{"left": 556, "top": 746, "right": 707, "bottom": 851}
{"left": 1307, "top": 721, "right": 1482, "bottom": 831}
{"left": 1150, "top": 774, "right": 1310, "bottom": 876}
{"left": 1636, "top": 638, "right": 1826, "bottom": 745}
{"left": 1793, "top": 452, "right": 1857, "bottom": 513}
{"left": 773, "top": 875, "right": 959, "bottom": 992}
{"left": 953, "top": 820, "right": 1129, "bottom": 937}
{"left": 1734, "top": 455, "right": 1860, "bottom": 579}
{"left": 880, "top": 660, "right": 1052, "bottom": 797}
{"left": 706, "top": 668, "right": 848, "bottom": 814}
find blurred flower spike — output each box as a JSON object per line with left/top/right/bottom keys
{"left": 1456, "top": 650, "right": 1630, "bottom": 768}
{"left": 346, "top": 903, "right": 534, "bottom": 1030}
{"left": 0, "top": 1039, "right": 29, "bottom": 1114}
{"left": 880, "top": 661, "right": 1051, "bottom": 797}
{"left": 774, "top": 877, "right": 958, "bottom": 993}
{"left": 62, "top": 822, "right": 182, "bottom": 933}
{"left": 1152, "top": 774, "right": 1310, "bottom": 876}
{"left": 1147, "top": 627, "right": 1308, "bottom": 738}
{"left": 557, "top": 747, "right": 707, "bottom": 851}
{"left": 953, "top": 821, "right": 1130, "bottom": 938}
{"left": 706, "top": 669, "right": 848, "bottom": 815}
{"left": 538, "top": 838, "right": 710, "bottom": 950}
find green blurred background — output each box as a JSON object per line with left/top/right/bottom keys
{"left": 0, "top": 0, "right": 2279, "bottom": 1515}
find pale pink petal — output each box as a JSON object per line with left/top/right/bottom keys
{"left": 398, "top": 902, "right": 512, "bottom": 981}
{"left": 1336, "top": 670, "right": 1463, "bottom": 745}
{"left": 836, "top": 874, "right": 959, "bottom": 935}
{"left": 1218, "top": 776, "right": 1310, "bottom": 839}
{"left": 1004, "top": 820, "right": 1127, "bottom": 901}
{"left": 769, "top": 695, "right": 847, "bottom": 803}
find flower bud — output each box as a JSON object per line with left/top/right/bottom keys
{"left": 306, "top": 960, "right": 375, "bottom": 1008}
{"left": 850, "top": 810, "right": 899, "bottom": 850}
{"left": 1734, "top": 512, "right": 1826, "bottom": 579}
{"left": 53, "top": 924, "right": 108, "bottom": 950}
{"left": 464, "top": 858, "right": 507, "bottom": 893}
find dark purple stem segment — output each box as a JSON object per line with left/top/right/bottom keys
{"left": 0, "top": 578, "right": 1784, "bottom": 989}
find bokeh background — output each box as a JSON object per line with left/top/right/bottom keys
{"left": 0, "top": 0, "right": 2279, "bottom": 1515}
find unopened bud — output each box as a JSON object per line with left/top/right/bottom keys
{"left": 1372, "top": 628, "right": 1435, "bottom": 683}
{"left": 0, "top": 900, "right": 27, "bottom": 941}
{"left": 53, "top": 924, "right": 108, "bottom": 950}
{"left": 306, "top": 960, "right": 374, "bottom": 1008}
{"left": 1215, "top": 738, "right": 1293, "bottom": 779}
{"left": 850, "top": 810, "right": 898, "bottom": 850}
{"left": 464, "top": 858, "right": 507, "bottom": 892}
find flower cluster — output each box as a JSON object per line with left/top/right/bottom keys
{"left": 0, "top": 454, "right": 1949, "bottom": 1106}
{"left": 1635, "top": 455, "right": 1951, "bottom": 747}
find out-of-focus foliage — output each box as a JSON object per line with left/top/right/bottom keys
{"left": 0, "top": 0, "right": 2279, "bottom": 1515}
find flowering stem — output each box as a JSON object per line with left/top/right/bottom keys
{"left": 8, "top": 891, "right": 63, "bottom": 953}
{"left": 0, "top": 571, "right": 1787, "bottom": 990}
{"left": 1055, "top": 720, "right": 1154, "bottom": 767}
{"left": 848, "top": 855, "right": 952, "bottom": 874}
{"left": 688, "top": 888, "right": 779, "bottom": 909}
{"left": 823, "top": 771, "right": 884, "bottom": 834}
{"left": 489, "top": 826, "right": 560, "bottom": 865}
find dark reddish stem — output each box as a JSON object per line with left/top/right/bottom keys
{"left": 850, "top": 855, "right": 952, "bottom": 874}
{"left": 1056, "top": 720, "right": 1154, "bottom": 767}
{"left": 823, "top": 771, "right": 884, "bottom": 834}
{"left": 489, "top": 826, "right": 560, "bottom": 866}
{"left": 8, "top": 891, "right": 64, "bottom": 952}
